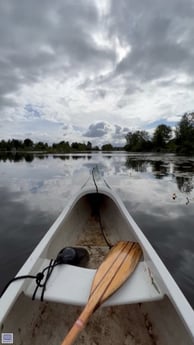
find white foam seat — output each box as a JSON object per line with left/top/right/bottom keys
{"left": 24, "top": 258, "right": 163, "bottom": 306}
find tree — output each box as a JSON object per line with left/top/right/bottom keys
{"left": 10, "top": 139, "right": 23, "bottom": 150}
{"left": 152, "top": 124, "right": 172, "bottom": 151}
{"left": 71, "top": 142, "right": 87, "bottom": 151}
{"left": 175, "top": 113, "right": 194, "bottom": 154}
{"left": 125, "top": 130, "right": 151, "bottom": 152}
{"left": 101, "top": 143, "right": 113, "bottom": 151}
{"left": 24, "top": 138, "right": 34, "bottom": 148}
{"left": 86, "top": 141, "right": 92, "bottom": 150}
{"left": 34, "top": 141, "right": 49, "bottom": 151}
{"left": 0, "top": 140, "right": 8, "bottom": 151}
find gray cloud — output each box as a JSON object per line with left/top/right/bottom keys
{"left": 84, "top": 122, "right": 110, "bottom": 138}
{"left": 0, "top": 96, "right": 17, "bottom": 108}
{"left": 114, "top": 125, "right": 129, "bottom": 140}
{"left": 94, "top": 89, "right": 107, "bottom": 99}
{"left": 84, "top": 122, "right": 129, "bottom": 145}
{"left": 108, "top": 0, "right": 194, "bottom": 83}
{"left": 1, "top": 0, "right": 194, "bottom": 102}
{"left": 0, "top": 0, "right": 116, "bottom": 111}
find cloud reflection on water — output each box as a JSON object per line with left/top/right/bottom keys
{"left": 108, "top": 173, "right": 194, "bottom": 307}
{"left": 0, "top": 152, "right": 193, "bottom": 307}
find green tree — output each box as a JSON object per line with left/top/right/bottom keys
{"left": 125, "top": 130, "right": 151, "bottom": 152}
{"left": 101, "top": 143, "right": 113, "bottom": 151}
{"left": 175, "top": 113, "right": 194, "bottom": 154}
{"left": 0, "top": 140, "right": 8, "bottom": 151}
{"left": 86, "top": 141, "right": 92, "bottom": 150}
{"left": 71, "top": 142, "right": 87, "bottom": 151}
{"left": 51, "top": 141, "right": 70, "bottom": 152}
{"left": 152, "top": 124, "right": 172, "bottom": 151}
{"left": 10, "top": 139, "right": 23, "bottom": 150}
{"left": 34, "top": 141, "right": 49, "bottom": 151}
{"left": 24, "top": 138, "right": 34, "bottom": 148}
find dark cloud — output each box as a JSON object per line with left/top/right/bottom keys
{"left": 0, "top": 96, "right": 17, "bottom": 108}
{"left": 76, "top": 0, "right": 194, "bottom": 103}
{"left": 0, "top": 0, "right": 116, "bottom": 111}
{"left": 116, "top": 42, "right": 190, "bottom": 83}
{"left": 109, "top": 0, "right": 194, "bottom": 83}
{"left": 78, "top": 79, "right": 107, "bottom": 99}
{"left": 94, "top": 89, "right": 107, "bottom": 99}
{"left": 114, "top": 125, "right": 129, "bottom": 139}
{"left": 84, "top": 122, "right": 129, "bottom": 143}
{"left": 84, "top": 122, "right": 109, "bottom": 138}
{"left": 124, "top": 84, "right": 143, "bottom": 95}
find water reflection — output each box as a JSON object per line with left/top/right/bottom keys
{"left": 0, "top": 152, "right": 96, "bottom": 162}
{"left": 53, "top": 155, "right": 70, "bottom": 160}
{"left": 0, "top": 152, "right": 194, "bottom": 308}
{"left": 0, "top": 152, "right": 35, "bottom": 162}
{"left": 125, "top": 155, "right": 194, "bottom": 195}
{"left": 176, "top": 176, "right": 193, "bottom": 194}
{"left": 125, "top": 157, "right": 148, "bottom": 173}
{"left": 151, "top": 161, "right": 170, "bottom": 178}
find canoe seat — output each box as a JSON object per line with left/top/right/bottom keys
{"left": 24, "top": 258, "right": 163, "bottom": 306}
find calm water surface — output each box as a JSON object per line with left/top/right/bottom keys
{"left": 0, "top": 152, "right": 194, "bottom": 308}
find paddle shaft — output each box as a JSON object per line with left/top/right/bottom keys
{"left": 61, "top": 302, "right": 94, "bottom": 345}
{"left": 61, "top": 241, "right": 142, "bottom": 345}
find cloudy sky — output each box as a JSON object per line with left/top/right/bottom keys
{"left": 0, "top": 0, "right": 194, "bottom": 146}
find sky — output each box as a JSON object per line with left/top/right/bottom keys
{"left": 0, "top": 0, "right": 194, "bottom": 147}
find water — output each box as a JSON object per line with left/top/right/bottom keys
{"left": 0, "top": 152, "right": 194, "bottom": 308}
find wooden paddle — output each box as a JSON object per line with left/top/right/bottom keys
{"left": 61, "top": 241, "right": 142, "bottom": 345}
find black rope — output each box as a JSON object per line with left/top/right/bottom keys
{"left": 98, "top": 208, "right": 112, "bottom": 249}
{"left": 0, "top": 275, "right": 36, "bottom": 297}
{"left": 1, "top": 260, "right": 60, "bottom": 301}
{"left": 32, "top": 259, "right": 59, "bottom": 301}
{"left": 92, "top": 168, "right": 113, "bottom": 249}
{"left": 40, "top": 259, "right": 55, "bottom": 301}
{"left": 92, "top": 167, "right": 98, "bottom": 193}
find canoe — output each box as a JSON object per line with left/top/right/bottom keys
{"left": 0, "top": 169, "right": 194, "bottom": 345}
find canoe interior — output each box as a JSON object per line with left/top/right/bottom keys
{"left": 46, "top": 193, "right": 138, "bottom": 262}
{"left": 1, "top": 192, "right": 193, "bottom": 345}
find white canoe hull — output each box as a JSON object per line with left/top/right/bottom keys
{"left": 0, "top": 172, "right": 194, "bottom": 344}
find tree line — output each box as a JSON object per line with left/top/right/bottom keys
{"left": 0, "top": 112, "right": 193, "bottom": 154}
{"left": 0, "top": 139, "right": 122, "bottom": 153}
{"left": 125, "top": 112, "right": 194, "bottom": 154}
{"left": 0, "top": 139, "right": 101, "bottom": 153}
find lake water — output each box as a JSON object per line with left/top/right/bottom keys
{"left": 0, "top": 152, "right": 194, "bottom": 308}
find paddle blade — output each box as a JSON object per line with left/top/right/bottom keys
{"left": 89, "top": 241, "right": 131, "bottom": 297}
{"left": 89, "top": 241, "right": 142, "bottom": 306}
